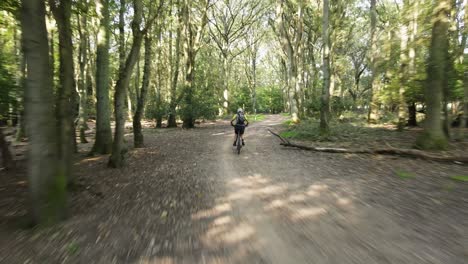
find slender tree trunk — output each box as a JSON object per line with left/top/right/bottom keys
{"left": 320, "top": 0, "right": 331, "bottom": 135}
{"left": 461, "top": 0, "right": 468, "bottom": 131}
{"left": 22, "top": 0, "right": 66, "bottom": 224}
{"left": 398, "top": 1, "right": 409, "bottom": 131}
{"left": 119, "top": 0, "right": 126, "bottom": 74}
{"left": 50, "top": 0, "right": 77, "bottom": 184}
{"left": 368, "top": 0, "right": 379, "bottom": 123}
{"left": 416, "top": 0, "right": 450, "bottom": 150}
{"left": 133, "top": 34, "right": 153, "bottom": 148}
{"left": 91, "top": 0, "right": 113, "bottom": 155}
{"left": 77, "top": 3, "right": 89, "bottom": 143}
{"left": 0, "top": 128, "right": 14, "bottom": 170}
{"left": 16, "top": 43, "right": 27, "bottom": 141}
{"left": 252, "top": 50, "right": 257, "bottom": 117}
{"left": 464, "top": 64, "right": 468, "bottom": 130}
{"left": 168, "top": 4, "right": 181, "bottom": 128}
{"left": 408, "top": 102, "right": 417, "bottom": 127}
{"left": 109, "top": 0, "right": 144, "bottom": 168}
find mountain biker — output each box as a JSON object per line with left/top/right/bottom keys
{"left": 231, "top": 108, "right": 249, "bottom": 146}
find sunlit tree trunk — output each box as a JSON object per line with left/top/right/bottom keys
{"left": 462, "top": 0, "right": 468, "bottom": 132}
{"left": 168, "top": 0, "right": 182, "bottom": 128}
{"left": 22, "top": 0, "right": 66, "bottom": 224}
{"left": 118, "top": 0, "right": 126, "bottom": 74}
{"left": 181, "top": 0, "right": 209, "bottom": 128}
{"left": 109, "top": 0, "right": 144, "bottom": 168}
{"left": 50, "top": 0, "right": 78, "bottom": 183}
{"left": 320, "top": 0, "right": 331, "bottom": 135}
{"left": 398, "top": 0, "right": 409, "bottom": 131}
{"left": 407, "top": 0, "right": 419, "bottom": 127}
{"left": 416, "top": 0, "right": 450, "bottom": 150}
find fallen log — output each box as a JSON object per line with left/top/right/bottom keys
{"left": 268, "top": 129, "right": 468, "bottom": 164}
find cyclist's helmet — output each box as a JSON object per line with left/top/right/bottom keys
{"left": 237, "top": 108, "right": 243, "bottom": 113}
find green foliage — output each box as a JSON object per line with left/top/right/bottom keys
{"left": 67, "top": 242, "right": 79, "bottom": 255}
{"left": 450, "top": 175, "right": 468, "bottom": 182}
{"left": 250, "top": 114, "right": 265, "bottom": 122}
{"left": 395, "top": 170, "right": 415, "bottom": 179}
{"left": 256, "top": 86, "right": 284, "bottom": 114}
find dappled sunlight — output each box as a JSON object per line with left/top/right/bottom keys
{"left": 77, "top": 156, "right": 106, "bottom": 164}
{"left": 256, "top": 184, "right": 287, "bottom": 196}
{"left": 226, "top": 188, "right": 254, "bottom": 201}
{"left": 288, "top": 193, "right": 307, "bottom": 202}
{"left": 213, "top": 215, "right": 233, "bottom": 226}
{"left": 220, "top": 223, "right": 255, "bottom": 244}
{"left": 201, "top": 217, "right": 256, "bottom": 248}
{"left": 264, "top": 199, "right": 287, "bottom": 211}
{"left": 191, "top": 202, "right": 232, "bottom": 220}
{"left": 290, "top": 206, "right": 327, "bottom": 221}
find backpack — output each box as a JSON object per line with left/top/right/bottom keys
{"left": 237, "top": 113, "right": 245, "bottom": 125}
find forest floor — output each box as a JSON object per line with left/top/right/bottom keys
{"left": 0, "top": 115, "right": 467, "bottom": 264}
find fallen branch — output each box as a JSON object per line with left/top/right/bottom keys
{"left": 268, "top": 130, "right": 468, "bottom": 164}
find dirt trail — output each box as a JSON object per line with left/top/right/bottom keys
{"left": 1, "top": 115, "right": 467, "bottom": 264}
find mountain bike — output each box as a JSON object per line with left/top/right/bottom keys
{"left": 232, "top": 124, "right": 247, "bottom": 155}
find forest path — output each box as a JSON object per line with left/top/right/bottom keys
{"left": 1, "top": 115, "right": 467, "bottom": 264}
{"left": 134, "top": 115, "right": 467, "bottom": 263}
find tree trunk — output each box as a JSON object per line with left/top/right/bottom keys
{"left": 320, "top": 0, "right": 331, "bottom": 135}
{"left": 77, "top": 3, "right": 89, "bottom": 143}
{"left": 168, "top": 4, "right": 181, "bottom": 128}
{"left": 181, "top": 0, "right": 209, "bottom": 128}
{"left": 16, "top": 44, "right": 27, "bottom": 141}
{"left": 91, "top": 0, "right": 113, "bottom": 155}
{"left": 182, "top": 50, "right": 196, "bottom": 128}
{"left": 368, "top": 0, "right": 379, "bottom": 123}
{"left": 118, "top": 0, "right": 126, "bottom": 74}
{"left": 133, "top": 34, "right": 153, "bottom": 148}
{"left": 398, "top": 0, "right": 409, "bottom": 131}
{"left": 22, "top": 0, "right": 66, "bottom": 224}
{"left": 463, "top": 66, "right": 468, "bottom": 130}
{"left": 407, "top": 102, "right": 417, "bottom": 127}
{"left": 416, "top": 0, "right": 450, "bottom": 150}
{"left": 108, "top": 0, "right": 144, "bottom": 168}
{"left": 0, "top": 128, "right": 14, "bottom": 170}
{"left": 50, "top": 0, "right": 77, "bottom": 184}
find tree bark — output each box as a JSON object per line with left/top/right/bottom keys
{"left": 118, "top": 0, "right": 126, "bottom": 74}
{"left": 320, "top": 0, "right": 331, "bottom": 135}
{"left": 368, "top": 0, "right": 380, "bottom": 123}
{"left": 181, "top": 0, "right": 209, "bottom": 128}
{"left": 91, "top": 0, "right": 113, "bottom": 155}
{"left": 133, "top": 34, "right": 153, "bottom": 148}
{"left": 0, "top": 128, "right": 14, "bottom": 170}
{"left": 108, "top": 0, "right": 145, "bottom": 168}
{"left": 77, "top": 2, "right": 89, "bottom": 143}
{"left": 461, "top": 0, "right": 468, "bottom": 132}
{"left": 22, "top": 0, "right": 66, "bottom": 224}
{"left": 415, "top": 0, "right": 450, "bottom": 150}
{"left": 407, "top": 102, "right": 417, "bottom": 127}
{"left": 168, "top": 2, "right": 182, "bottom": 128}
{"left": 397, "top": 0, "right": 409, "bottom": 131}
{"left": 50, "top": 0, "right": 78, "bottom": 184}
